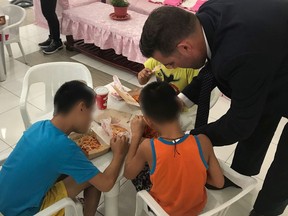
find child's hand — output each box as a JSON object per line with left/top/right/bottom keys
{"left": 131, "top": 115, "right": 146, "bottom": 138}
{"left": 138, "top": 68, "right": 153, "bottom": 85}
{"left": 110, "top": 136, "right": 129, "bottom": 158}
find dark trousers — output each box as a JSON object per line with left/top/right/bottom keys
{"left": 40, "top": 0, "right": 60, "bottom": 41}
{"left": 231, "top": 113, "right": 288, "bottom": 215}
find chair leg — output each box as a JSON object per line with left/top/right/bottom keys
{"left": 18, "top": 42, "right": 27, "bottom": 64}
{"left": 5, "top": 44, "right": 13, "bottom": 57}
{"left": 0, "top": 41, "right": 7, "bottom": 81}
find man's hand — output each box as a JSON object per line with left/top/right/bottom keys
{"left": 131, "top": 115, "right": 146, "bottom": 138}
{"left": 110, "top": 136, "right": 129, "bottom": 158}
{"left": 138, "top": 68, "right": 153, "bottom": 85}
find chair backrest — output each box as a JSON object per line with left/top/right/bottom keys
{"left": 135, "top": 160, "right": 258, "bottom": 216}
{"left": 1, "top": 5, "right": 26, "bottom": 36}
{"left": 20, "top": 62, "right": 93, "bottom": 129}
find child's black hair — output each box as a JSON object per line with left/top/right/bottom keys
{"left": 54, "top": 80, "right": 95, "bottom": 114}
{"left": 140, "top": 81, "right": 180, "bottom": 123}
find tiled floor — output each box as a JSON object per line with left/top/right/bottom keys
{"left": 0, "top": 9, "right": 287, "bottom": 216}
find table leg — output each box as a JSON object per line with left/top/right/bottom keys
{"left": 104, "top": 180, "right": 120, "bottom": 216}
{"left": 0, "top": 41, "right": 6, "bottom": 82}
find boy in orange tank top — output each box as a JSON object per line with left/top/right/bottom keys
{"left": 124, "top": 82, "right": 224, "bottom": 216}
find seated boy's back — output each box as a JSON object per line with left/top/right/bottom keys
{"left": 0, "top": 120, "right": 99, "bottom": 215}
{"left": 124, "top": 82, "right": 224, "bottom": 216}
{"left": 0, "top": 81, "right": 129, "bottom": 216}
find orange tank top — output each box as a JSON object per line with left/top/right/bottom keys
{"left": 149, "top": 134, "right": 208, "bottom": 216}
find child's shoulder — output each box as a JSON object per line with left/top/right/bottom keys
{"left": 194, "top": 134, "right": 213, "bottom": 159}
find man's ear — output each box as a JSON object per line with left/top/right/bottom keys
{"left": 177, "top": 39, "right": 193, "bottom": 56}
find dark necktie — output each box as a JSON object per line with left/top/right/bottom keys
{"left": 195, "top": 63, "right": 215, "bottom": 128}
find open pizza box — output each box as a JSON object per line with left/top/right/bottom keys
{"left": 70, "top": 122, "right": 110, "bottom": 160}
{"left": 94, "top": 108, "right": 158, "bottom": 140}
{"left": 111, "top": 75, "right": 140, "bottom": 107}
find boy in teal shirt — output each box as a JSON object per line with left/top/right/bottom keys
{"left": 0, "top": 81, "right": 128, "bottom": 216}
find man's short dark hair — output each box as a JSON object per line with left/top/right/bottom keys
{"left": 140, "top": 6, "right": 197, "bottom": 58}
{"left": 54, "top": 80, "right": 95, "bottom": 114}
{"left": 140, "top": 81, "right": 180, "bottom": 123}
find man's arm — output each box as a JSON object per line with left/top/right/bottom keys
{"left": 191, "top": 55, "right": 274, "bottom": 146}
{"left": 89, "top": 136, "right": 129, "bottom": 192}
{"left": 179, "top": 63, "right": 215, "bottom": 108}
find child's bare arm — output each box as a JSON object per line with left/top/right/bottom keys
{"left": 124, "top": 139, "right": 149, "bottom": 179}
{"left": 89, "top": 136, "right": 129, "bottom": 192}
{"left": 198, "top": 134, "right": 225, "bottom": 188}
{"left": 124, "top": 115, "right": 148, "bottom": 179}
{"left": 138, "top": 68, "right": 153, "bottom": 85}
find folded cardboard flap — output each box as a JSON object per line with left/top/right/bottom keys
{"left": 112, "top": 84, "right": 140, "bottom": 107}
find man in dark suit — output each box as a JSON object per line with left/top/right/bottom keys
{"left": 139, "top": 0, "right": 288, "bottom": 215}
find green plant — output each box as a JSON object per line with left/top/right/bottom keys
{"left": 111, "top": 0, "right": 129, "bottom": 7}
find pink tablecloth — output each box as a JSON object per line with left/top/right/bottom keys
{"left": 61, "top": 2, "right": 147, "bottom": 64}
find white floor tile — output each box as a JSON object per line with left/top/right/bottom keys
{"left": 214, "top": 144, "right": 236, "bottom": 163}
{"left": 226, "top": 143, "right": 277, "bottom": 181}
{"left": 0, "top": 139, "right": 10, "bottom": 153}
{"left": 98, "top": 180, "right": 136, "bottom": 216}
{"left": 0, "top": 59, "right": 30, "bottom": 84}
{"left": 19, "top": 24, "right": 48, "bottom": 40}
{"left": 8, "top": 38, "right": 41, "bottom": 59}
{"left": 0, "top": 105, "right": 42, "bottom": 146}
{"left": 272, "top": 117, "right": 288, "bottom": 145}
{"left": 0, "top": 146, "right": 13, "bottom": 156}
{"left": 1, "top": 79, "right": 45, "bottom": 100}
{"left": 71, "top": 54, "right": 105, "bottom": 70}
{"left": 98, "top": 64, "right": 135, "bottom": 81}
{"left": 0, "top": 87, "right": 19, "bottom": 114}
{"left": 255, "top": 144, "right": 277, "bottom": 181}
{"left": 209, "top": 96, "right": 230, "bottom": 120}
{"left": 28, "top": 93, "right": 45, "bottom": 111}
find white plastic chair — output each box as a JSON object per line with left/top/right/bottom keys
{"left": 135, "top": 160, "right": 258, "bottom": 216}
{"left": 20, "top": 62, "right": 93, "bottom": 129}
{"left": 0, "top": 5, "right": 27, "bottom": 75}
{"left": 0, "top": 152, "right": 83, "bottom": 216}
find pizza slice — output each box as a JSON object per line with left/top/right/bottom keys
{"left": 111, "top": 125, "right": 128, "bottom": 137}
{"left": 78, "top": 135, "right": 101, "bottom": 155}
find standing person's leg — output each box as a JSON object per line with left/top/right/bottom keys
{"left": 231, "top": 112, "right": 281, "bottom": 176}
{"left": 39, "top": 0, "right": 63, "bottom": 54}
{"left": 252, "top": 122, "right": 288, "bottom": 215}
{"left": 40, "top": 0, "right": 60, "bottom": 41}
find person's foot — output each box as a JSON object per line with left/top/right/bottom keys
{"left": 42, "top": 40, "right": 63, "bottom": 54}
{"left": 205, "top": 176, "right": 241, "bottom": 190}
{"left": 249, "top": 210, "right": 264, "bottom": 216}
{"left": 38, "top": 37, "right": 52, "bottom": 49}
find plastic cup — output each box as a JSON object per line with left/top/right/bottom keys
{"left": 95, "top": 86, "right": 109, "bottom": 110}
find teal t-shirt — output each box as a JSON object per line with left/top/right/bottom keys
{"left": 0, "top": 120, "right": 100, "bottom": 216}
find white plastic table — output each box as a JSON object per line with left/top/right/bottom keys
{"left": 0, "top": 15, "right": 9, "bottom": 82}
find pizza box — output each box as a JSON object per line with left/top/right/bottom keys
{"left": 94, "top": 108, "right": 132, "bottom": 126}
{"left": 70, "top": 125, "right": 110, "bottom": 160}
{"left": 112, "top": 84, "right": 140, "bottom": 107}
